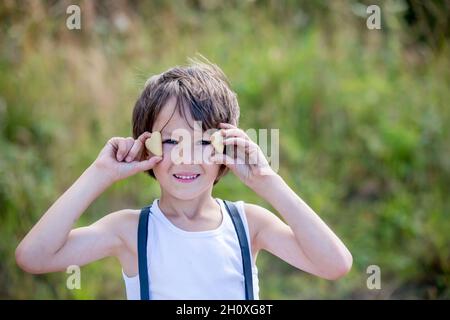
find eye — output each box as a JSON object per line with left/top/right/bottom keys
{"left": 162, "top": 139, "right": 178, "bottom": 145}
{"left": 200, "top": 140, "right": 211, "bottom": 146}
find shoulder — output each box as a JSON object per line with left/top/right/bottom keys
{"left": 238, "top": 202, "right": 275, "bottom": 253}
{"left": 242, "top": 202, "right": 287, "bottom": 253}
{"left": 100, "top": 209, "right": 140, "bottom": 231}
{"left": 243, "top": 202, "right": 274, "bottom": 227}
{"left": 96, "top": 209, "right": 140, "bottom": 255}
{"left": 97, "top": 209, "right": 141, "bottom": 276}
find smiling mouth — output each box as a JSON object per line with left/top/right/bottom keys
{"left": 172, "top": 174, "right": 201, "bottom": 182}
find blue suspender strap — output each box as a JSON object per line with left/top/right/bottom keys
{"left": 138, "top": 205, "right": 151, "bottom": 300}
{"left": 223, "top": 200, "right": 255, "bottom": 300}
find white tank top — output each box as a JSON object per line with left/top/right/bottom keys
{"left": 122, "top": 198, "right": 260, "bottom": 300}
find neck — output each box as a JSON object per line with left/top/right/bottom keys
{"left": 158, "top": 189, "right": 218, "bottom": 220}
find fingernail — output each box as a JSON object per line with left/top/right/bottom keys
{"left": 126, "top": 156, "right": 132, "bottom": 162}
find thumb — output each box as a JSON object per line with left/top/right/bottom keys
{"left": 132, "top": 156, "right": 163, "bottom": 173}
{"left": 210, "top": 154, "right": 236, "bottom": 168}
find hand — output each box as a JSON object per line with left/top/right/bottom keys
{"left": 92, "top": 132, "right": 162, "bottom": 183}
{"left": 210, "top": 123, "right": 276, "bottom": 188}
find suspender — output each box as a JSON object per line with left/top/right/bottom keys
{"left": 137, "top": 205, "right": 151, "bottom": 300}
{"left": 137, "top": 200, "right": 254, "bottom": 300}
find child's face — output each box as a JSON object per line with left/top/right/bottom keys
{"left": 151, "top": 97, "right": 221, "bottom": 200}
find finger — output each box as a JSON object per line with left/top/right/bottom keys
{"left": 124, "top": 137, "right": 135, "bottom": 159}
{"left": 210, "top": 153, "right": 236, "bottom": 169}
{"left": 223, "top": 137, "right": 261, "bottom": 165}
{"left": 125, "top": 140, "right": 143, "bottom": 163}
{"left": 222, "top": 128, "right": 250, "bottom": 140}
{"left": 223, "top": 137, "right": 256, "bottom": 150}
{"left": 106, "top": 137, "right": 120, "bottom": 154}
{"left": 117, "top": 138, "right": 134, "bottom": 162}
{"left": 116, "top": 139, "right": 128, "bottom": 161}
{"left": 131, "top": 156, "right": 163, "bottom": 173}
{"left": 125, "top": 132, "right": 150, "bottom": 163}
{"left": 219, "top": 122, "right": 236, "bottom": 129}
{"left": 137, "top": 131, "right": 152, "bottom": 144}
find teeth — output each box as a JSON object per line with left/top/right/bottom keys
{"left": 174, "top": 174, "right": 198, "bottom": 180}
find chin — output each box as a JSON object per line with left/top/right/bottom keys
{"left": 167, "top": 190, "right": 203, "bottom": 201}
{"left": 166, "top": 184, "right": 214, "bottom": 200}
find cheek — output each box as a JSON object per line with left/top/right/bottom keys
{"left": 162, "top": 143, "right": 175, "bottom": 155}
{"left": 152, "top": 156, "right": 171, "bottom": 178}
{"left": 203, "top": 163, "right": 221, "bottom": 179}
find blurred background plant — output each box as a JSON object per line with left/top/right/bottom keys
{"left": 0, "top": 0, "right": 448, "bottom": 299}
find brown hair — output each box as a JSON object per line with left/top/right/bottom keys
{"left": 132, "top": 58, "right": 240, "bottom": 184}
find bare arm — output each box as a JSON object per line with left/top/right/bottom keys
{"left": 211, "top": 122, "right": 352, "bottom": 280}
{"left": 15, "top": 132, "right": 162, "bottom": 274}
{"left": 247, "top": 174, "right": 353, "bottom": 280}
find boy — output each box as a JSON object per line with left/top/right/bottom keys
{"left": 16, "top": 60, "right": 352, "bottom": 299}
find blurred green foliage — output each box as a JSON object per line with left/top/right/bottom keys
{"left": 0, "top": 0, "right": 449, "bottom": 299}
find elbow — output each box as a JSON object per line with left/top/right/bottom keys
{"left": 15, "top": 244, "right": 45, "bottom": 274}
{"left": 318, "top": 251, "right": 353, "bottom": 281}
{"left": 323, "top": 252, "right": 353, "bottom": 281}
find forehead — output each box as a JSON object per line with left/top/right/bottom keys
{"left": 152, "top": 96, "right": 195, "bottom": 135}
